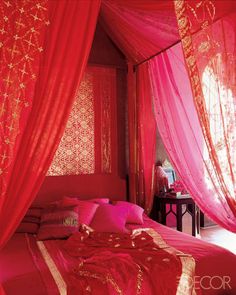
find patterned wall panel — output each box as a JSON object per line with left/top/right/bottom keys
{"left": 47, "top": 71, "right": 95, "bottom": 175}
{"left": 48, "top": 66, "right": 116, "bottom": 175}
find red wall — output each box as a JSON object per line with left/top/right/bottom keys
{"left": 34, "top": 24, "right": 127, "bottom": 205}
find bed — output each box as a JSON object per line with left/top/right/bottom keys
{"left": 1, "top": 202, "right": 236, "bottom": 295}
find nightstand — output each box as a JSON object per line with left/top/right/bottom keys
{"left": 156, "top": 193, "right": 200, "bottom": 236}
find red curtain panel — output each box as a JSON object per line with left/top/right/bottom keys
{"left": 0, "top": 0, "right": 100, "bottom": 249}
{"left": 100, "top": 0, "right": 179, "bottom": 63}
{"left": 137, "top": 64, "right": 157, "bottom": 214}
{"left": 127, "top": 63, "right": 138, "bottom": 205}
{"left": 127, "top": 62, "right": 157, "bottom": 213}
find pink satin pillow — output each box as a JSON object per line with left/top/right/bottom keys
{"left": 115, "top": 201, "right": 144, "bottom": 224}
{"left": 62, "top": 197, "right": 99, "bottom": 225}
{"left": 37, "top": 202, "right": 79, "bottom": 240}
{"left": 90, "top": 204, "right": 129, "bottom": 233}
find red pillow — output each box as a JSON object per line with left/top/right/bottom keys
{"left": 16, "top": 222, "right": 39, "bottom": 234}
{"left": 37, "top": 202, "right": 79, "bottom": 240}
{"left": 26, "top": 207, "right": 42, "bottom": 219}
{"left": 90, "top": 204, "right": 129, "bottom": 233}
{"left": 22, "top": 216, "right": 41, "bottom": 224}
{"left": 115, "top": 201, "right": 144, "bottom": 224}
{"left": 62, "top": 197, "right": 99, "bottom": 225}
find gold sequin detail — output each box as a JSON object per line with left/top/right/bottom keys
{"left": 78, "top": 270, "right": 123, "bottom": 295}
{"left": 0, "top": 0, "right": 49, "bottom": 195}
{"left": 47, "top": 71, "right": 95, "bottom": 175}
{"left": 48, "top": 67, "right": 116, "bottom": 176}
{"left": 138, "top": 228, "right": 196, "bottom": 295}
{"left": 85, "top": 285, "right": 91, "bottom": 292}
{"left": 37, "top": 241, "right": 67, "bottom": 295}
{"left": 136, "top": 264, "right": 143, "bottom": 295}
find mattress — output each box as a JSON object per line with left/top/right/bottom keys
{"left": 1, "top": 216, "right": 236, "bottom": 295}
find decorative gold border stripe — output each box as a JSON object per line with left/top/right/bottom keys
{"left": 37, "top": 229, "right": 195, "bottom": 295}
{"left": 133, "top": 228, "right": 196, "bottom": 295}
{"left": 37, "top": 241, "right": 67, "bottom": 295}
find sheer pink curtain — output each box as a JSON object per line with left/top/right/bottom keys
{"left": 100, "top": 0, "right": 236, "bottom": 222}
{"left": 149, "top": 42, "right": 236, "bottom": 231}
{"left": 174, "top": 1, "right": 236, "bottom": 226}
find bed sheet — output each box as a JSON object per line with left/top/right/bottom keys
{"left": 1, "top": 217, "right": 236, "bottom": 295}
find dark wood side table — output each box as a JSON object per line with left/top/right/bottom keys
{"left": 157, "top": 194, "right": 200, "bottom": 236}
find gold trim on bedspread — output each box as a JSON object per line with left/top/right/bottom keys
{"left": 37, "top": 241, "right": 67, "bottom": 295}
{"left": 133, "top": 228, "right": 196, "bottom": 295}
{"left": 37, "top": 228, "right": 196, "bottom": 295}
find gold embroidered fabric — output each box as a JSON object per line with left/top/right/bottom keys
{"left": 48, "top": 66, "right": 115, "bottom": 176}
{"left": 133, "top": 228, "right": 196, "bottom": 295}
{"left": 78, "top": 270, "right": 123, "bottom": 295}
{"left": 101, "top": 69, "right": 114, "bottom": 173}
{"left": 37, "top": 241, "right": 67, "bottom": 295}
{"left": 174, "top": 0, "right": 236, "bottom": 216}
{"left": 37, "top": 227, "right": 196, "bottom": 295}
{"left": 0, "top": 0, "right": 48, "bottom": 195}
{"left": 47, "top": 70, "right": 95, "bottom": 175}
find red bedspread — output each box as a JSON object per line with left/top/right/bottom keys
{"left": 35, "top": 226, "right": 195, "bottom": 295}
{"left": 1, "top": 217, "right": 236, "bottom": 295}
{"left": 0, "top": 234, "right": 48, "bottom": 295}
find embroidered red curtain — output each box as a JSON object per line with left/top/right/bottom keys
{"left": 0, "top": 0, "right": 48, "bottom": 199}
{"left": 0, "top": 0, "right": 100, "bottom": 249}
